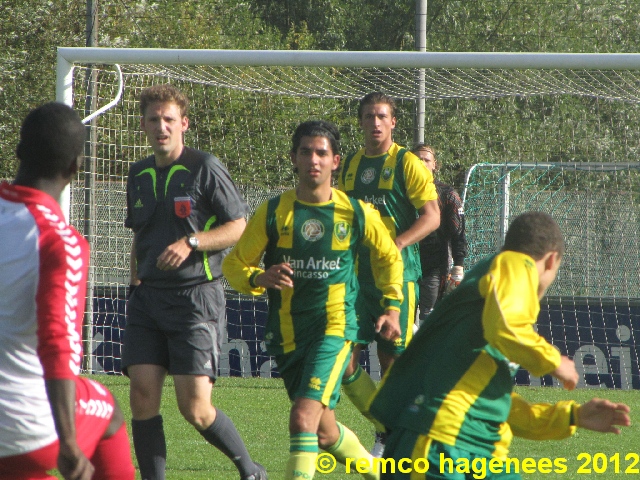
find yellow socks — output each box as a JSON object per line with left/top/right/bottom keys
{"left": 286, "top": 433, "right": 318, "bottom": 480}
{"left": 326, "top": 423, "right": 379, "bottom": 480}
{"left": 285, "top": 451, "right": 318, "bottom": 480}
{"left": 342, "top": 365, "right": 385, "bottom": 433}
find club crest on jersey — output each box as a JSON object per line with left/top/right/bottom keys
{"left": 174, "top": 196, "right": 192, "bottom": 218}
{"left": 301, "top": 219, "right": 324, "bottom": 241}
{"left": 381, "top": 167, "right": 393, "bottom": 181}
{"left": 361, "top": 167, "right": 376, "bottom": 184}
{"left": 333, "top": 221, "right": 350, "bottom": 242}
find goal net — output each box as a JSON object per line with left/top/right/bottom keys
{"left": 59, "top": 49, "right": 640, "bottom": 388}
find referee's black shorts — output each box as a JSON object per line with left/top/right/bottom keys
{"left": 122, "top": 281, "right": 226, "bottom": 381}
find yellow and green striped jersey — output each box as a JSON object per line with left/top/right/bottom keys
{"left": 222, "top": 189, "right": 403, "bottom": 356}
{"left": 338, "top": 143, "right": 437, "bottom": 283}
{"left": 370, "top": 251, "right": 562, "bottom": 459}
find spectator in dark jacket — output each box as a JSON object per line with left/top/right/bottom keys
{"left": 413, "top": 144, "right": 468, "bottom": 327}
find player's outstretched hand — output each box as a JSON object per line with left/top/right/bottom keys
{"left": 576, "top": 399, "right": 631, "bottom": 434}
{"left": 58, "top": 443, "right": 94, "bottom": 480}
{"left": 255, "top": 263, "right": 294, "bottom": 290}
{"left": 376, "top": 309, "right": 401, "bottom": 341}
{"left": 552, "top": 355, "right": 579, "bottom": 391}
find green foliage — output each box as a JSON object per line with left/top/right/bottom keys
{"left": 3, "top": 0, "right": 640, "bottom": 180}
{"left": 425, "top": 0, "right": 640, "bottom": 52}
{"left": 0, "top": 0, "right": 284, "bottom": 176}
{"left": 98, "top": 0, "right": 284, "bottom": 50}
{"left": 252, "top": 0, "right": 414, "bottom": 50}
{"left": 0, "top": 0, "right": 85, "bottom": 178}
{"left": 252, "top": 0, "right": 640, "bottom": 53}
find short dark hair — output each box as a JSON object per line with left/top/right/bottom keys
{"left": 139, "top": 84, "right": 189, "bottom": 117}
{"left": 291, "top": 120, "right": 341, "bottom": 156}
{"left": 16, "top": 102, "right": 85, "bottom": 180}
{"left": 358, "top": 91, "right": 397, "bottom": 120}
{"left": 502, "top": 212, "right": 565, "bottom": 260}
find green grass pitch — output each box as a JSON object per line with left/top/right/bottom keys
{"left": 58, "top": 376, "right": 639, "bottom": 479}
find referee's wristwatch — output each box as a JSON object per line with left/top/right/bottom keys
{"left": 187, "top": 233, "right": 199, "bottom": 251}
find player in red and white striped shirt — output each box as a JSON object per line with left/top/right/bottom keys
{"left": 0, "top": 103, "right": 135, "bottom": 480}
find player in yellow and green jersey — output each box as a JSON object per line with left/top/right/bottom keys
{"left": 370, "top": 212, "right": 630, "bottom": 479}
{"left": 223, "top": 120, "right": 404, "bottom": 480}
{"left": 338, "top": 92, "right": 440, "bottom": 456}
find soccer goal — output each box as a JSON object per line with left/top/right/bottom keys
{"left": 57, "top": 48, "right": 640, "bottom": 388}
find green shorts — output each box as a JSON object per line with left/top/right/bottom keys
{"left": 276, "top": 336, "right": 353, "bottom": 409}
{"left": 355, "top": 281, "right": 417, "bottom": 356}
{"left": 381, "top": 429, "right": 521, "bottom": 480}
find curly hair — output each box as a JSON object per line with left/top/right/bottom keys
{"left": 139, "top": 84, "right": 189, "bottom": 117}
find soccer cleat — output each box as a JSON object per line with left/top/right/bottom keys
{"left": 243, "top": 462, "right": 267, "bottom": 480}
{"left": 370, "top": 431, "right": 387, "bottom": 458}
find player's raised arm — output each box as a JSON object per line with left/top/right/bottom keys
{"left": 481, "top": 213, "right": 570, "bottom": 382}
{"left": 359, "top": 201, "right": 404, "bottom": 341}
{"left": 36, "top": 213, "right": 93, "bottom": 479}
{"left": 508, "top": 392, "right": 631, "bottom": 440}
{"left": 222, "top": 202, "right": 271, "bottom": 296}
{"left": 551, "top": 355, "right": 579, "bottom": 391}
{"left": 480, "top": 251, "right": 562, "bottom": 377}
{"left": 393, "top": 150, "right": 439, "bottom": 251}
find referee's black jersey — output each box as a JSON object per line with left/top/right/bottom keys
{"left": 125, "top": 147, "right": 248, "bottom": 288}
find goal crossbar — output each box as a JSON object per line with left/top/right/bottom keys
{"left": 58, "top": 48, "right": 640, "bottom": 70}
{"left": 56, "top": 48, "right": 640, "bottom": 104}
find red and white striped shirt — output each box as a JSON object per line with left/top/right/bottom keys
{"left": 0, "top": 182, "right": 89, "bottom": 457}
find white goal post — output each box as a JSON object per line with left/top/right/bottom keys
{"left": 56, "top": 48, "right": 640, "bottom": 387}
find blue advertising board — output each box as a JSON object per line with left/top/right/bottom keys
{"left": 91, "top": 292, "right": 639, "bottom": 389}
{"left": 92, "top": 294, "right": 126, "bottom": 374}
{"left": 516, "top": 296, "right": 640, "bottom": 389}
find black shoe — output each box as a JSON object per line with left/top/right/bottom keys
{"left": 243, "top": 462, "right": 267, "bottom": 480}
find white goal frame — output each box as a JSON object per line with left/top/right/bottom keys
{"left": 55, "top": 48, "right": 640, "bottom": 385}
{"left": 56, "top": 48, "right": 640, "bottom": 220}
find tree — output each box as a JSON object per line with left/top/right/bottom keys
{"left": 0, "top": 0, "right": 85, "bottom": 177}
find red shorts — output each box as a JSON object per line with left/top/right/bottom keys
{"left": 0, "top": 377, "right": 119, "bottom": 480}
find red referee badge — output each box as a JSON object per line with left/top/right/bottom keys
{"left": 174, "top": 196, "right": 192, "bottom": 218}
